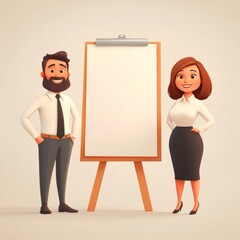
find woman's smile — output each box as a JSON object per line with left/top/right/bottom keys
{"left": 181, "top": 84, "right": 192, "bottom": 88}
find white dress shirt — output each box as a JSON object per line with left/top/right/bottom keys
{"left": 167, "top": 95, "right": 215, "bottom": 132}
{"left": 21, "top": 91, "right": 80, "bottom": 139}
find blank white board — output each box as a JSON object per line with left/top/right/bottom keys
{"left": 81, "top": 42, "right": 161, "bottom": 161}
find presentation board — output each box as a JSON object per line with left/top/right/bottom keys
{"left": 81, "top": 42, "right": 161, "bottom": 161}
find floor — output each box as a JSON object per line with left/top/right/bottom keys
{"left": 0, "top": 204, "right": 239, "bottom": 240}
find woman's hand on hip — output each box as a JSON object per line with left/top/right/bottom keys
{"left": 191, "top": 128, "right": 200, "bottom": 133}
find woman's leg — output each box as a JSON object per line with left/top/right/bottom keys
{"left": 191, "top": 180, "right": 200, "bottom": 211}
{"left": 175, "top": 180, "right": 185, "bottom": 209}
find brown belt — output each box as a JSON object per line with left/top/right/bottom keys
{"left": 41, "top": 133, "right": 71, "bottom": 140}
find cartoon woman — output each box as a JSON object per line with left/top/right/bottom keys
{"left": 167, "top": 57, "right": 214, "bottom": 215}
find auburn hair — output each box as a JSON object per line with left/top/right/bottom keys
{"left": 168, "top": 57, "right": 212, "bottom": 100}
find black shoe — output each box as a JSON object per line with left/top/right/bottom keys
{"left": 172, "top": 201, "right": 183, "bottom": 214}
{"left": 189, "top": 202, "right": 200, "bottom": 215}
{"left": 58, "top": 203, "right": 78, "bottom": 213}
{"left": 40, "top": 204, "right": 52, "bottom": 214}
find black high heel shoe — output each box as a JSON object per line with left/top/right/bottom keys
{"left": 172, "top": 201, "right": 183, "bottom": 214}
{"left": 189, "top": 202, "right": 200, "bottom": 215}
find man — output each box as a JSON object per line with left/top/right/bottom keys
{"left": 21, "top": 51, "right": 80, "bottom": 214}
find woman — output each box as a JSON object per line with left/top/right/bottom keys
{"left": 167, "top": 57, "right": 214, "bottom": 215}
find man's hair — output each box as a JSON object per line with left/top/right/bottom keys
{"left": 42, "top": 51, "right": 70, "bottom": 71}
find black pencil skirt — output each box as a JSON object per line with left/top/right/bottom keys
{"left": 169, "top": 126, "right": 203, "bottom": 181}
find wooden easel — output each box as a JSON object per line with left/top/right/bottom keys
{"left": 87, "top": 161, "right": 152, "bottom": 211}
{"left": 81, "top": 41, "right": 161, "bottom": 211}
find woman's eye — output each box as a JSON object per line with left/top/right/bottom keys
{"left": 178, "top": 74, "right": 183, "bottom": 79}
{"left": 50, "top": 69, "right": 55, "bottom": 73}
{"left": 191, "top": 74, "right": 197, "bottom": 79}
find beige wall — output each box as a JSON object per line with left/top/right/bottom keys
{"left": 0, "top": 0, "right": 239, "bottom": 239}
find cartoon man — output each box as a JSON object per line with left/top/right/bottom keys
{"left": 21, "top": 51, "right": 80, "bottom": 214}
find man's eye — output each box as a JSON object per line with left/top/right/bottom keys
{"left": 60, "top": 69, "right": 64, "bottom": 73}
{"left": 50, "top": 69, "right": 55, "bottom": 73}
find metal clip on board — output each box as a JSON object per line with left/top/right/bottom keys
{"left": 96, "top": 34, "right": 148, "bottom": 46}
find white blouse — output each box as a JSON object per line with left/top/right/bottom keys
{"left": 167, "top": 95, "right": 215, "bottom": 132}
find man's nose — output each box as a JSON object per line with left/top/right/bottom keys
{"left": 55, "top": 71, "right": 60, "bottom": 77}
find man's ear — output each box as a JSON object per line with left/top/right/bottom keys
{"left": 40, "top": 72, "right": 44, "bottom": 78}
{"left": 68, "top": 72, "right": 70, "bottom": 78}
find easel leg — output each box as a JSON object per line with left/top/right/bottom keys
{"left": 134, "top": 162, "right": 153, "bottom": 211}
{"left": 87, "top": 161, "right": 107, "bottom": 211}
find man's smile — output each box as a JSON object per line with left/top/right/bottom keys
{"left": 52, "top": 79, "right": 63, "bottom": 84}
{"left": 48, "top": 77, "right": 65, "bottom": 84}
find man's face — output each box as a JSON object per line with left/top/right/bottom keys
{"left": 41, "top": 59, "right": 70, "bottom": 92}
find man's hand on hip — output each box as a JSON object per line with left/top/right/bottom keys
{"left": 35, "top": 136, "right": 44, "bottom": 144}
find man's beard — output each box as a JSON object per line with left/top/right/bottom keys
{"left": 42, "top": 77, "right": 71, "bottom": 92}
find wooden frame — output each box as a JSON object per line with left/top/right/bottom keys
{"left": 81, "top": 42, "right": 161, "bottom": 162}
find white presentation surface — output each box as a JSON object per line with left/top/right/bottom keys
{"left": 82, "top": 43, "right": 161, "bottom": 160}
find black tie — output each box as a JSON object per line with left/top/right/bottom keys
{"left": 56, "top": 94, "right": 65, "bottom": 139}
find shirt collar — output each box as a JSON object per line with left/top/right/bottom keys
{"left": 46, "top": 91, "right": 65, "bottom": 101}
{"left": 179, "top": 94, "right": 195, "bottom": 103}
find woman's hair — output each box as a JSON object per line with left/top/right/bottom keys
{"left": 168, "top": 57, "right": 212, "bottom": 100}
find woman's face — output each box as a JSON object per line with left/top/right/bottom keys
{"left": 175, "top": 64, "right": 201, "bottom": 93}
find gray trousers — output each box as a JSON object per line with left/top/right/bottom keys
{"left": 38, "top": 137, "right": 73, "bottom": 204}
